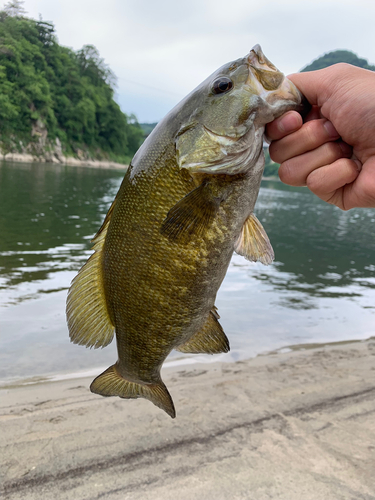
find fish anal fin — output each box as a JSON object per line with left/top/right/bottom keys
{"left": 234, "top": 213, "right": 274, "bottom": 265}
{"left": 66, "top": 200, "right": 116, "bottom": 349}
{"left": 160, "top": 182, "right": 220, "bottom": 244}
{"left": 90, "top": 365, "right": 176, "bottom": 418}
{"left": 176, "top": 310, "right": 229, "bottom": 354}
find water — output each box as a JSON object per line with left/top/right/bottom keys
{"left": 0, "top": 161, "right": 374, "bottom": 383}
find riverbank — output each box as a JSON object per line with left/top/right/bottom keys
{"left": 1, "top": 154, "right": 278, "bottom": 177}
{"left": 1, "top": 155, "right": 280, "bottom": 178}
{"left": 2, "top": 152, "right": 128, "bottom": 170}
{"left": 1, "top": 340, "right": 375, "bottom": 500}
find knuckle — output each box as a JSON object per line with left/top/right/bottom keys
{"left": 340, "top": 204, "right": 352, "bottom": 212}
{"left": 302, "top": 120, "right": 322, "bottom": 148}
{"left": 331, "top": 62, "right": 351, "bottom": 73}
{"left": 341, "top": 158, "right": 358, "bottom": 178}
{"left": 322, "top": 142, "right": 342, "bottom": 162}
{"left": 305, "top": 171, "right": 320, "bottom": 193}
{"left": 328, "top": 192, "right": 346, "bottom": 211}
{"left": 278, "top": 160, "right": 297, "bottom": 185}
{"left": 326, "top": 63, "right": 353, "bottom": 84}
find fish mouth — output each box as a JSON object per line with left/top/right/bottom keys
{"left": 203, "top": 125, "right": 238, "bottom": 147}
{"left": 247, "top": 44, "right": 310, "bottom": 117}
{"left": 248, "top": 44, "right": 278, "bottom": 71}
{"left": 247, "top": 45, "right": 284, "bottom": 91}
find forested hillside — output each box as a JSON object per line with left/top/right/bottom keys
{"left": 1, "top": 3, "right": 373, "bottom": 170}
{"left": 301, "top": 50, "right": 375, "bottom": 72}
{"left": 0, "top": 2, "right": 143, "bottom": 163}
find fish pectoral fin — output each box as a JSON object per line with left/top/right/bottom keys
{"left": 160, "top": 182, "right": 220, "bottom": 243}
{"left": 90, "top": 364, "right": 176, "bottom": 418}
{"left": 66, "top": 199, "right": 115, "bottom": 349}
{"left": 176, "top": 310, "right": 230, "bottom": 354}
{"left": 234, "top": 213, "right": 274, "bottom": 265}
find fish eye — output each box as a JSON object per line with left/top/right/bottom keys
{"left": 212, "top": 77, "right": 233, "bottom": 95}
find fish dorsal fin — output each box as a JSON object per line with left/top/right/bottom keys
{"left": 66, "top": 200, "right": 116, "bottom": 349}
{"left": 234, "top": 213, "right": 274, "bottom": 265}
{"left": 176, "top": 309, "right": 229, "bottom": 354}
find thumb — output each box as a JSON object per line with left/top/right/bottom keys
{"left": 287, "top": 69, "right": 335, "bottom": 108}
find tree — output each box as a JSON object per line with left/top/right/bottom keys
{"left": 0, "top": 9, "right": 143, "bottom": 161}
{"left": 36, "top": 17, "right": 55, "bottom": 47}
{"left": 3, "top": 0, "right": 26, "bottom": 17}
{"left": 76, "top": 44, "right": 115, "bottom": 87}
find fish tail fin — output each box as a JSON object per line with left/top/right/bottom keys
{"left": 90, "top": 365, "right": 176, "bottom": 418}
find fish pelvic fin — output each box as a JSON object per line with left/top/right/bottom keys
{"left": 234, "top": 213, "right": 274, "bottom": 265}
{"left": 160, "top": 181, "right": 220, "bottom": 244}
{"left": 176, "top": 309, "right": 230, "bottom": 354}
{"left": 90, "top": 365, "right": 176, "bottom": 419}
{"left": 66, "top": 200, "right": 116, "bottom": 349}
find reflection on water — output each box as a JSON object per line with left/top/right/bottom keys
{"left": 256, "top": 182, "right": 375, "bottom": 301}
{"left": 0, "top": 163, "right": 374, "bottom": 381}
{"left": 0, "top": 161, "right": 121, "bottom": 306}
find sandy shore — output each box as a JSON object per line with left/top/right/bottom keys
{"left": 2, "top": 152, "right": 128, "bottom": 170}
{"left": 1, "top": 340, "right": 375, "bottom": 500}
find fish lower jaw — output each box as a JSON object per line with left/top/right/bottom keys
{"left": 185, "top": 142, "right": 263, "bottom": 176}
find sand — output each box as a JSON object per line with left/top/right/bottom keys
{"left": 1, "top": 340, "right": 375, "bottom": 500}
{"left": 2, "top": 152, "right": 127, "bottom": 170}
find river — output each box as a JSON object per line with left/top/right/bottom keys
{"left": 0, "top": 161, "right": 374, "bottom": 383}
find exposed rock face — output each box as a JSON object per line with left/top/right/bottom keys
{"left": 0, "top": 121, "right": 127, "bottom": 169}
{"left": 0, "top": 120, "right": 66, "bottom": 163}
{"left": 30, "top": 119, "right": 48, "bottom": 157}
{"left": 28, "top": 121, "right": 67, "bottom": 163}
{"left": 54, "top": 138, "right": 64, "bottom": 163}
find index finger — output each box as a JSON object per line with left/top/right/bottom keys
{"left": 266, "top": 110, "right": 302, "bottom": 141}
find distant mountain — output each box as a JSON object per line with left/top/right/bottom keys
{"left": 301, "top": 50, "right": 375, "bottom": 72}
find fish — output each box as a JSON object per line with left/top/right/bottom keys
{"left": 66, "top": 45, "right": 305, "bottom": 418}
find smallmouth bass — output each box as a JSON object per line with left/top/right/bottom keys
{"left": 66, "top": 45, "right": 305, "bottom": 418}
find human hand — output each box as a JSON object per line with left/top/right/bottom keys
{"left": 266, "top": 64, "right": 375, "bottom": 210}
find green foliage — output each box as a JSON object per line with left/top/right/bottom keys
{"left": 301, "top": 50, "right": 375, "bottom": 72}
{"left": 139, "top": 122, "right": 158, "bottom": 137}
{"left": 0, "top": 9, "right": 143, "bottom": 161}
{"left": 263, "top": 148, "right": 279, "bottom": 178}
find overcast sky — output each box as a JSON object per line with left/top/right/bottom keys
{"left": 2, "top": 0, "right": 375, "bottom": 122}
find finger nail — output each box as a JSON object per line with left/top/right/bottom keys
{"left": 353, "top": 159, "right": 362, "bottom": 172}
{"left": 278, "top": 112, "right": 301, "bottom": 133}
{"left": 324, "top": 120, "right": 339, "bottom": 138}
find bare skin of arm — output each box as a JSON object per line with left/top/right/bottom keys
{"left": 266, "top": 64, "right": 375, "bottom": 210}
